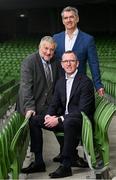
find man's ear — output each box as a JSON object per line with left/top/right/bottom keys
{"left": 61, "top": 62, "right": 64, "bottom": 69}
{"left": 76, "top": 61, "right": 79, "bottom": 68}
{"left": 76, "top": 15, "right": 79, "bottom": 24}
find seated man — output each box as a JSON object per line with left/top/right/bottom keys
{"left": 22, "top": 50, "right": 95, "bottom": 178}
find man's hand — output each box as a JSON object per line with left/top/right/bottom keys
{"left": 44, "top": 115, "right": 59, "bottom": 128}
{"left": 97, "top": 88, "right": 105, "bottom": 96}
{"left": 25, "top": 110, "right": 36, "bottom": 119}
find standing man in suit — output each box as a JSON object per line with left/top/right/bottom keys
{"left": 53, "top": 6, "right": 104, "bottom": 162}
{"left": 20, "top": 51, "right": 95, "bottom": 177}
{"left": 16, "top": 36, "right": 59, "bottom": 173}
{"left": 17, "top": 36, "right": 59, "bottom": 118}
{"left": 53, "top": 6, "right": 104, "bottom": 96}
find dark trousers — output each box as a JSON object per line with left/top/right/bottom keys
{"left": 29, "top": 114, "right": 82, "bottom": 166}
{"left": 29, "top": 114, "right": 63, "bottom": 154}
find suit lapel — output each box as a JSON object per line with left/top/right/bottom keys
{"left": 51, "top": 58, "right": 57, "bottom": 83}
{"left": 60, "top": 32, "right": 65, "bottom": 54}
{"left": 72, "top": 30, "right": 82, "bottom": 51}
{"left": 69, "top": 73, "right": 81, "bottom": 101}
{"left": 35, "top": 52, "right": 47, "bottom": 81}
{"left": 60, "top": 76, "right": 67, "bottom": 104}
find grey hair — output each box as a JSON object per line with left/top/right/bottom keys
{"left": 61, "top": 6, "right": 78, "bottom": 18}
{"left": 62, "top": 50, "right": 79, "bottom": 61}
{"left": 39, "top": 36, "right": 57, "bottom": 49}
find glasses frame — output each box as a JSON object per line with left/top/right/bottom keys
{"left": 61, "top": 59, "right": 77, "bottom": 64}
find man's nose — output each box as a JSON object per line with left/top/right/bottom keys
{"left": 67, "top": 61, "right": 71, "bottom": 65}
{"left": 46, "top": 49, "right": 51, "bottom": 54}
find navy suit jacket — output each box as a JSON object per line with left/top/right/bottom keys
{"left": 53, "top": 30, "right": 103, "bottom": 90}
{"left": 47, "top": 73, "right": 95, "bottom": 126}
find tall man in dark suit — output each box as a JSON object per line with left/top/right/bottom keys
{"left": 20, "top": 51, "right": 95, "bottom": 178}
{"left": 16, "top": 36, "right": 59, "bottom": 173}
{"left": 53, "top": 6, "right": 104, "bottom": 162}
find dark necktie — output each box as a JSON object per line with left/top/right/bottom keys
{"left": 44, "top": 62, "right": 52, "bottom": 88}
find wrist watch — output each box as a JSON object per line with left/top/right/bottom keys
{"left": 58, "top": 117, "right": 62, "bottom": 124}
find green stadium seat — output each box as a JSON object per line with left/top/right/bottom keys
{"left": 10, "top": 117, "right": 30, "bottom": 179}
{"left": 81, "top": 97, "right": 116, "bottom": 179}
{"left": 0, "top": 131, "right": 9, "bottom": 179}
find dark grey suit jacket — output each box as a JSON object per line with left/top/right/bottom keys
{"left": 16, "top": 51, "right": 59, "bottom": 115}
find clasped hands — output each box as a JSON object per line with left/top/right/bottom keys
{"left": 25, "top": 111, "right": 58, "bottom": 128}
{"left": 44, "top": 115, "right": 59, "bottom": 128}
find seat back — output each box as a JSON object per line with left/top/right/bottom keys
{"left": 10, "top": 112, "right": 24, "bottom": 135}
{"left": 94, "top": 98, "right": 109, "bottom": 123}
{"left": 82, "top": 112, "right": 96, "bottom": 169}
{"left": 0, "top": 131, "right": 8, "bottom": 179}
{"left": 96, "top": 103, "right": 116, "bottom": 166}
{"left": 0, "top": 112, "right": 24, "bottom": 179}
{"left": 82, "top": 96, "right": 116, "bottom": 170}
{"left": 10, "top": 117, "right": 30, "bottom": 179}
{"left": 95, "top": 94, "right": 104, "bottom": 108}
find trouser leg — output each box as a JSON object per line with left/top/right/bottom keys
{"left": 29, "top": 115, "right": 44, "bottom": 153}
{"left": 62, "top": 116, "right": 82, "bottom": 167}
{"left": 29, "top": 115, "right": 46, "bottom": 164}
{"left": 54, "top": 133, "right": 64, "bottom": 153}
{"left": 29, "top": 114, "right": 64, "bottom": 164}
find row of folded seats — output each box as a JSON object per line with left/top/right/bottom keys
{"left": 0, "top": 64, "right": 30, "bottom": 179}
{"left": 97, "top": 39, "right": 116, "bottom": 60}
{"left": 82, "top": 94, "right": 116, "bottom": 179}
{"left": 0, "top": 79, "right": 19, "bottom": 120}
{"left": 0, "top": 94, "right": 115, "bottom": 179}
{"left": 0, "top": 38, "right": 37, "bottom": 81}
{"left": 0, "top": 39, "right": 36, "bottom": 120}
{"left": 101, "top": 71, "right": 116, "bottom": 101}
{"left": 0, "top": 112, "right": 29, "bottom": 179}
{"left": 87, "top": 66, "right": 116, "bottom": 102}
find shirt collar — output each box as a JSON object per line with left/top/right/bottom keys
{"left": 41, "top": 57, "right": 50, "bottom": 65}
{"left": 65, "top": 69, "right": 78, "bottom": 80}
{"left": 65, "top": 28, "right": 79, "bottom": 36}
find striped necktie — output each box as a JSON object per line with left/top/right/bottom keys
{"left": 44, "top": 62, "right": 52, "bottom": 88}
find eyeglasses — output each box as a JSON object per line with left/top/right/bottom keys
{"left": 61, "top": 60, "right": 76, "bottom": 64}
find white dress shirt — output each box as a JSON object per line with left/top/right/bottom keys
{"left": 60, "top": 69, "right": 78, "bottom": 122}
{"left": 65, "top": 69, "right": 78, "bottom": 115}
{"left": 65, "top": 28, "right": 79, "bottom": 51}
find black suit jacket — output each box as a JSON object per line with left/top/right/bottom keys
{"left": 47, "top": 72, "right": 95, "bottom": 124}
{"left": 16, "top": 51, "right": 59, "bottom": 115}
